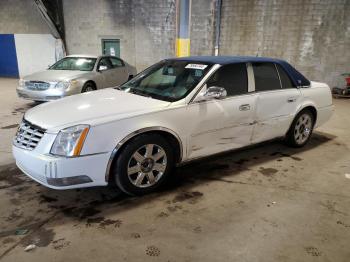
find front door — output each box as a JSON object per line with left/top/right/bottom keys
{"left": 102, "top": 39, "right": 120, "bottom": 57}
{"left": 97, "top": 57, "right": 115, "bottom": 88}
{"left": 251, "top": 62, "right": 302, "bottom": 143}
{"left": 187, "top": 63, "right": 257, "bottom": 159}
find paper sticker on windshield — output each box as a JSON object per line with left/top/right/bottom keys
{"left": 185, "top": 64, "right": 208, "bottom": 70}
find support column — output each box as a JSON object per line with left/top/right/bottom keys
{"left": 176, "top": 0, "right": 191, "bottom": 57}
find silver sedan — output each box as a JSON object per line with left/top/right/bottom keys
{"left": 16, "top": 55, "right": 137, "bottom": 102}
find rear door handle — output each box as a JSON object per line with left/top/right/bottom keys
{"left": 239, "top": 104, "right": 250, "bottom": 111}
{"left": 287, "top": 98, "right": 297, "bottom": 103}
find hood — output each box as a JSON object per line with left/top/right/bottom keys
{"left": 25, "top": 89, "right": 171, "bottom": 132}
{"left": 23, "top": 70, "right": 91, "bottom": 82}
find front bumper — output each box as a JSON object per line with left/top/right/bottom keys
{"left": 16, "top": 86, "right": 79, "bottom": 101}
{"left": 13, "top": 145, "right": 110, "bottom": 189}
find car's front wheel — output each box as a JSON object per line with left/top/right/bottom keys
{"left": 81, "top": 82, "right": 96, "bottom": 93}
{"left": 112, "top": 134, "right": 174, "bottom": 195}
{"left": 285, "top": 109, "right": 314, "bottom": 147}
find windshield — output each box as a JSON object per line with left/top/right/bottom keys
{"left": 119, "top": 60, "right": 212, "bottom": 102}
{"left": 49, "top": 57, "right": 97, "bottom": 71}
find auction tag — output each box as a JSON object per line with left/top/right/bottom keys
{"left": 185, "top": 64, "right": 208, "bottom": 70}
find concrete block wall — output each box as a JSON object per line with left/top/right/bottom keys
{"left": 0, "top": 0, "right": 50, "bottom": 34}
{"left": 215, "top": 0, "right": 350, "bottom": 86}
{"left": 63, "top": 0, "right": 176, "bottom": 71}
{"left": 190, "top": 0, "right": 216, "bottom": 55}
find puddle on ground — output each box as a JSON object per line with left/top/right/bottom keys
{"left": 0, "top": 164, "right": 27, "bottom": 189}
{"left": 259, "top": 167, "right": 278, "bottom": 176}
{"left": 21, "top": 227, "right": 55, "bottom": 247}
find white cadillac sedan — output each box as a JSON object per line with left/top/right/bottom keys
{"left": 13, "top": 56, "right": 333, "bottom": 195}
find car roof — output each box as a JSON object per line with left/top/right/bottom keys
{"left": 169, "top": 55, "right": 284, "bottom": 65}
{"left": 168, "top": 55, "right": 310, "bottom": 87}
{"left": 66, "top": 54, "right": 99, "bottom": 58}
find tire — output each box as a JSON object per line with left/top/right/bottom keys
{"left": 112, "top": 134, "right": 174, "bottom": 196}
{"left": 127, "top": 75, "right": 133, "bottom": 81}
{"left": 81, "top": 82, "right": 96, "bottom": 93}
{"left": 285, "top": 109, "right": 315, "bottom": 147}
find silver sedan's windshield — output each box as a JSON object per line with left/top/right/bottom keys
{"left": 119, "top": 60, "right": 212, "bottom": 102}
{"left": 49, "top": 57, "right": 97, "bottom": 71}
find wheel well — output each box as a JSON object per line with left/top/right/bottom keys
{"left": 84, "top": 80, "right": 97, "bottom": 90}
{"left": 107, "top": 130, "right": 182, "bottom": 184}
{"left": 301, "top": 106, "right": 317, "bottom": 124}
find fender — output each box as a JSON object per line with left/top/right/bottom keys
{"left": 104, "top": 126, "right": 184, "bottom": 182}
{"left": 285, "top": 100, "right": 317, "bottom": 135}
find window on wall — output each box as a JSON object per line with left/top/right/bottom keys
{"left": 276, "top": 64, "right": 295, "bottom": 89}
{"left": 252, "top": 62, "right": 281, "bottom": 91}
{"left": 206, "top": 63, "right": 248, "bottom": 97}
{"left": 102, "top": 39, "right": 120, "bottom": 57}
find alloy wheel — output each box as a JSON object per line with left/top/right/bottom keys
{"left": 127, "top": 144, "right": 167, "bottom": 188}
{"left": 294, "top": 113, "right": 312, "bottom": 145}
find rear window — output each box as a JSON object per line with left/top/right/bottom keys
{"left": 276, "top": 64, "right": 295, "bottom": 89}
{"left": 252, "top": 62, "right": 281, "bottom": 91}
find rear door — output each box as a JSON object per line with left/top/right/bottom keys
{"left": 251, "top": 62, "right": 302, "bottom": 143}
{"left": 109, "top": 57, "right": 128, "bottom": 86}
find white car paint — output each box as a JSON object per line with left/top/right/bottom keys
{"left": 12, "top": 61, "right": 334, "bottom": 190}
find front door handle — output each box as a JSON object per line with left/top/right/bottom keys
{"left": 239, "top": 104, "right": 250, "bottom": 111}
{"left": 287, "top": 97, "right": 297, "bottom": 103}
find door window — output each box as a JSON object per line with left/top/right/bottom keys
{"left": 276, "top": 64, "right": 295, "bottom": 89}
{"left": 98, "top": 57, "right": 113, "bottom": 70}
{"left": 109, "top": 57, "right": 124, "bottom": 68}
{"left": 206, "top": 63, "right": 248, "bottom": 97}
{"left": 252, "top": 63, "right": 281, "bottom": 91}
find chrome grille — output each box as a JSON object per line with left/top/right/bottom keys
{"left": 13, "top": 120, "right": 46, "bottom": 150}
{"left": 25, "top": 81, "right": 50, "bottom": 91}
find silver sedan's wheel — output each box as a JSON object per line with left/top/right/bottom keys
{"left": 127, "top": 144, "right": 167, "bottom": 188}
{"left": 84, "top": 86, "right": 95, "bottom": 92}
{"left": 294, "top": 113, "right": 313, "bottom": 145}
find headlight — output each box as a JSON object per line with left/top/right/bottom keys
{"left": 50, "top": 125, "right": 90, "bottom": 157}
{"left": 54, "top": 81, "right": 71, "bottom": 89}
{"left": 19, "top": 79, "right": 25, "bottom": 88}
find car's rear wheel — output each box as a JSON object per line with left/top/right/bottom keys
{"left": 112, "top": 134, "right": 174, "bottom": 195}
{"left": 81, "top": 82, "right": 96, "bottom": 93}
{"left": 285, "top": 109, "right": 314, "bottom": 147}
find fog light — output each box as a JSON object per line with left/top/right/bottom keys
{"left": 47, "top": 175, "right": 92, "bottom": 186}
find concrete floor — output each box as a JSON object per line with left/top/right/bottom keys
{"left": 0, "top": 77, "right": 349, "bottom": 262}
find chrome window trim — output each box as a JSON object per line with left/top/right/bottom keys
{"left": 105, "top": 126, "right": 183, "bottom": 183}
{"left": 246, "top": 62, "right": 255, "bottom": 92}
{"left": 274, "top": 63, "right": 283, "bottom": 89}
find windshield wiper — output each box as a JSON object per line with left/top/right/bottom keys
{"left": 129, "top": 88, "right": 152, "bottom": 98}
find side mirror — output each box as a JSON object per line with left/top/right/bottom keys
{"left": 98, "top": 65, "right": 108, "bottom": 72}
{"left": 195, "top": 86, "right": 227, "bottom": 102}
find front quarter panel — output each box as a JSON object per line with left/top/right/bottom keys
{"left": 80, "top": 103, "right": 189, "bottom": 161}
